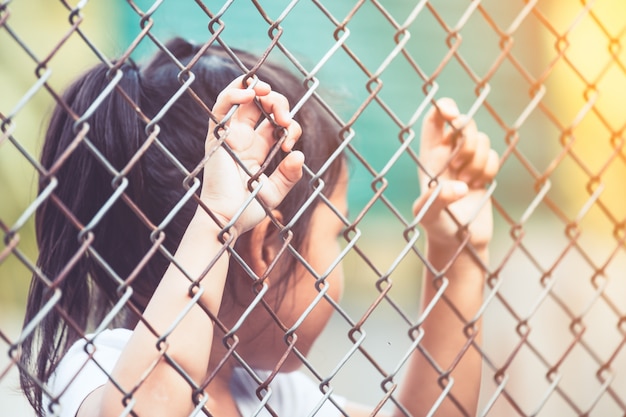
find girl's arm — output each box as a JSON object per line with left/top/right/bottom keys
{"left": 396, "top": 98, "right": 499, "bottom": 417}
{"left": 77, "top": 76, "right": 304, "bottom": 417}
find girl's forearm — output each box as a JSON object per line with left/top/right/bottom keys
{"left": 92, "top": 210, "right": 230, "bottom": 417}
{"left": 395, "top": 239, "right": 487, "bottom": 417}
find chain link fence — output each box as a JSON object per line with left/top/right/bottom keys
{"left": 2, "top": 0, "right": 626, "bottom": 416}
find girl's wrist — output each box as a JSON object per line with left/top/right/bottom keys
{"left": 190, "top": 207, "right": 235, "bottom": 246}
{"left": 426, "top": 234, "right": 489, "bottom": 263}
{"left": 422, "top": 225, "right": 491, "bottom": 251}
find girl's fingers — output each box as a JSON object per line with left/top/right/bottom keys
{"left": 257, "top": 91, "right": 293, "bottom": 127}
{"left": 240, "top": 90, "right": 293, "bottom": 140}
{"left": 259, "top": 151, "right": 305, "bottom": 208}
{"left": 455, "top": 134, "right": 499, "bottom": 189}
{"left": 254, "top": 89, "right": 302, "bottom": 152}
{"left": 448, "top": 117, "right": 478, "bottom": 171}
{"left": 480, "top": 149, "right": 500, "bottom": 186}
{"left": 212, "top": 76, "right": 271, "bottom": 124}
{"left": 412, "top": 180, "right": 468, "bottom": 219}
{"left": 210, "top": 77, "right": 302, "bottom": 162}
{"left": 421, "top": 98, "right": 460, "bottom": 149}
{"left": 281, "top": 120, "right": 302, "bottom": 152}
{"left": 458, "top": 131, "right": 490, "bottom": 185}
{"left": 256, "top": 117, "right": 302, "bottom": 152}
{"left": 211, "top": 88, "right": 255, "bottom": 125}
{"left": 233, "top": 84, "right": 292, "bottom": 129}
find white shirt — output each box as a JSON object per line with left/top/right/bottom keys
{"left": 45, "top": 328, "right": 345, "bottom": 417}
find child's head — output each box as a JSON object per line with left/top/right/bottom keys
{"left": 21, "top": 37, "right": 346, "bottom": 412}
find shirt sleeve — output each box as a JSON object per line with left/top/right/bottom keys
{"left": 44, "top": 329, "right": 132, "bottom": 417}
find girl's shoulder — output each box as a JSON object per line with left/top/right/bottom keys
{"left": 76, "top": 328, "right": 133, "bottom": 351}
{"left": 59, "top": 328, "right": 133, "bottom": 373}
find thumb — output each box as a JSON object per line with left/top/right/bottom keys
{"left": 412, "top": 180, "right": 468, "bottom": 220}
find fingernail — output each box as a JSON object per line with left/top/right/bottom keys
{"left": 452, "top": 115, "right": 469, "bottom": 130}
{"left": 453, "top": 182, "right": 468, "bottom": 196}
{"left": 439, "top": 98, "right": 460, "bottom": 118}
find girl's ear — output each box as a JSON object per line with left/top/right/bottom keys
{"left": 246, "top": 210, "right": 285, "bottom": 280}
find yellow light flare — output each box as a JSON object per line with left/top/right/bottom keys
{"left": 541, "top": 0, "right": 626, "bottom": 230}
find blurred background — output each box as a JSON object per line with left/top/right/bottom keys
{"left": 2, "top": 0, "right": 626, "bottom": 415}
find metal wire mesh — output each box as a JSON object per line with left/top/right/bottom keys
{"left": 2, "top": 0, "right": 626, "bottom": 416}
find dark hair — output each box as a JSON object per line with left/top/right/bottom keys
{"left": 19, "top": 37, "right": 344, "bottom": 417}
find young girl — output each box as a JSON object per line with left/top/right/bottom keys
{"left": 20, "top": 38, "right": 498, "bottom": 417}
